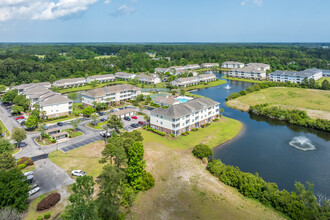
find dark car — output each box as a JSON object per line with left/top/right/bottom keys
{"left": 131, "top": 123, "right": 139, "bottom": 128}
{"left": 147, "top": 107, "right": 155, "bottom": 111}
{"left": 124, "top": 116, "right": 131, "bottom": 121}
{"left": 118, "top": 107, "right": 125, "bottom": 110}
{"left": 138, "top": 121, "right": 146, "bottom": 126}
{"left": 57, "top": 122, "right": 64, "bottom": 126}
{"left": 17, "top": 142, "right": 27, "bottom": 147}
{"left": 98, "top": 112, "right": 106, "bottom": 116}
{"left": 100, "top": 118, "right": 106, "bottom": 122}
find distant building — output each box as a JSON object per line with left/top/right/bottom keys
{"left": 201, "top": 63, "right": 219, "bottom": 68}
{"left": 150, "top": 97, "right": 219, "bottom": 136}
{"left": 154, "top": 96, "right": 180, "bottom": 106}
{"left": 321, "top": 69, "right": 330, "bottom": 77}
{"left": 247, "top": 63, "right": 271, "bottom": 71}
{"left": 197, "top": 73, "right": 217, "bottom": 82}
{"left": 86, "top": 74, "right": 116, "bottom": 83}
{"left": 170, "top": 77, "right": 200, "bottom": 87}
{"left": 221, "top": 61, "right": 245, "bottom": 69}
{"left": 135, "top": 74, "right": 161, "bottom": 84}
{"left": 155, "top": 68, "right": 169, "bottom": 73}
{"left": 53, "top": 78, "right": 86, "bottom": 88}
{"left": 227, "top": 63, "right": 270, "bottom": 80}
{"left": 114, "top": 72, "right": 136, "bottom": 81}
{"left": 14, "top": 82, "right": 51, "bottom": 95}
{"left": 81, "top": 84, "right": 141, "bottom": 106}
{"left": 185, "top": 64, "right": 200, "bottom": 70}
{"left": 269, "top": 68, "right": 323, "bottom": 83}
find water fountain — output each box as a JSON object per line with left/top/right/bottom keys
{"left": 289, "top": 136, "right": 316, "bottom": 151}
{"left": 225, "top": 84, "right": 231, "bottom": 90}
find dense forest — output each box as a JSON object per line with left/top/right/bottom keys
{"left": 0, "top": 43, "right": 329, "bottom": 86}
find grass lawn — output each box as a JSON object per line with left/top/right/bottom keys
{"left": 12, "top": 148, "right": 21, "bottom": 155}
{"left": 86, "top": 121, "right": 107, "bottom": 130}
{"left": 222, "top": 76, "right": 264, "bottom": 83}
{"left": 0, "top": 119, "right": 10, "bottom": 137}
{"left": 58, "top": 81, "right": 130, "bottom": 94}
{"left": 49, "top": 141, "right": 105, "bottom": 179}
{"left": 130, "top": 118, "right": 285, "bottom": 220}
{"left": 195, "top": 67, "right": 229, "bottom": 72}
{"left": 43, "top": 115, "right": 77, "bottom": 124}
{"left": 185, "top": 79, "right": 227, "bottom": 91}
{"left": 226, "top": 87, "right": 330, "bottom": 120}
{"left": 317, "top": 77, "right": 330, "bottom": 86}
{"left": 141, "top": 117, "right": 242, "bottom": 150}
{"left": 36, "top": 137, "right": 53, "bottom": 145}
{"left": 70, "top": 130, "right": 83, "bottom": 138}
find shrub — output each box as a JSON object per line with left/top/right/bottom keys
{"left": 50, "top": 139, "right": 56, "bottom": 143}
{"left": 17, "top": 163, "right": 26, "bottom": 170}
{"left": 213, "top": 118, "right": 219, "bottom": 122}
{"left": 191, "top": 128, "right": 198, "bottom": 131}
{"left": 44, "top": 211, "right": 51, "bottom": 219}
{"left": 168, "top": 134, "right": 174, "bottom": 138}
{"left": 37, "top": 216, "right": 43, "bottom": 220}
{"left": 141, "top": 171, "right": 155, "bottom": 191}
{"left": 37, "top": 193, "right": 61, "bottom": 211}
{"left": 17, "top": 157, "right": 34, "bottom": 166}
{"left": 239, "top": 90, "right": 247, "bottom": 96}
{"left": 192, "top": 144, "right": 213, "bottom": 159}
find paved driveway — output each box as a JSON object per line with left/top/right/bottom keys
{"left": 30, "top": 159, "right": 75, "bottom": 199}
{"left": 122, "top": 115, "right": 146, "bottom": 131}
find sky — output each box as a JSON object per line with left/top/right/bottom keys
{"left": 0, "top": 0, "right": 329, "bottom": 42}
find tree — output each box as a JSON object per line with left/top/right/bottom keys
{"left": 179, "top": 88, "right": 186, "bottom": 96}
{"left": 0, "top": 85, "right": 6, "bottom": 92}
{"left": 126, "top": 142, "right": 146, "bottom": 191}
{"left": 39, "top": 123, "right": 47, "bottom": 140}
{"left": 101, "top": 141, "right": 127, "bottom": 167}
{"left": 1, "top": 89, "right": 17, "bottom": 103}
{"left": 0, "top": 138, "right": 15, "bottom": 154}
{"left": 91, "top": 113, "right": 98, "bottom": 126}
{"left": 0, "top": 168, "right": 29, "bottom": 212}
{"left": 219, "top": 108, "right": 224, "bottom": 117}
{"left": 11, "top": 106, "right": 24, "bottom": 115}
{"left": 0, "top": 152, "right": 16, "bottom": 171}
{"left": 67, "top": 92, "right": 78, "bottom": 101}
{"left": 90, "top": 80, "right": 99, "bottom": 88}
{"left": 0, "top": 207, "right": 22, "bottom": 220}
{"left": 135, "top": 94, "right": 144, "bottom": 102}
{"left": 11, "top": 127, "right": 27, "bottom": 145}
{"left": 24, "top": 115, "right": 38, "bottom": 129}
{"left": 192, "top": 144, "right": 213, "bottom": 159}
{"left": 70, "top": 119, "right": 81, "bottom": 131}
{"left": 97, "top": 165, "right": 127, "bottom": 219}
{"left": 13, "top": 94, "right": 29, "bottom": 111}
{"left": 321, "top": 79, "right": 330, "bottom": 90}
{"left": 49, "top": 74, "right": 56, "bottom": 83}
{"left": 40, "top": 110, "right": 47, "bottom": 120}
{"left": 107, "top": 115, "right": 123, "bottom": 133}
{"left": 62, "top": 176, "right": 97, "bottom": 220}
{"left": 82, "top": 106, "right": 96, "bottom": 117}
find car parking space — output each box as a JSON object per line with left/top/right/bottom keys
{"left": 30, "top": 159, "right": 75, "bottom": 199}
{"left": 122, "top": 115, "right": 146, "bottom": 131}
{"left": 61, "top": 135, "right": 103, "bottom": 152}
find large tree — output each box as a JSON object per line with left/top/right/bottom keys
{"left": 11, "top": 127, "right": 27, "bottom": 145}
{"left": 107, "top": 115, "right": 123, "bottom": 133}
{"left": 62, "top": 176, "right": 97, "bottom": 220}
{"left": 126, "top": 142, "right": 146, "bottom": 191}
{"left": 1, "top": 89, "right": 17, "bottom": 103}
{"left": 0, "top": 168, "right": 29, "bottom": 212}
{"left": 0, "top": 152, "right": 16, "bottom": 171}
{"left": 0, "top": 138, "right": 15, "bottom": 154}
{"left": 70, "top": 119, "right": 81, "bottom": 131}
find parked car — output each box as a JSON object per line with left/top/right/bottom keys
{"left": 28, "top": 186, "right": 40, "bottom": 196}
{"left": 29, "top": 184, "right": 38, "bottom": 190}
{"left": 17, "top": 118, "right": 26, "bottom": 124}
{"left": 98, "top": 112, "right": 106, "bottom": 116}
{"left": 138, "top": 121, "right": 146, "bottom": 126}
{"left": 100, "top": 131, "right": 111, "bottom": 137}
{"left": 147, "top": 107, "right": 155, "bottom": 111}
{"left": 109, "top": 109, "right": 115, "bottom": 113}
{"left": 124, "top": 116, "right": 131, "bottom": 121}
{"left": 100, "top": 118, "right": 106, "bottom": 122}
{"left": 57, "top": 122, "right": 64, "bottom": 126}
{"left": 118, "top": 107, "right": 124, "bottom": 110}
{"left": 131, "top": 123, "right": 139, "bottom": 128}
{"left": 18, "top": 142, "right": 27, "bottom": 148}
{"left": 24, "top": 171, "right": 34, "bottom": 176}
{"left": 71, "top": 170, "right": 86, "bottom": 177}
{"left": 42, "top": 125, "right": 48, "bottom": 130}
{"left": 131, "top": 116, "right": 138, "bottom": 120}
{"left": 15, "top": 116, "right": 24, "bottom": 120}
{"left": 26, "top": 175, "right": 34, "bottom": 184}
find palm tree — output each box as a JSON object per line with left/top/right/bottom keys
{"left": 40, "top": 110, "right": 47, "bottom": 121}
{"left": 39, "top": 123, "right": 46, "bottom": 140}
{"left": 219, "top": 108, "right": 224, "bottom": 118}
{"left": 91, "top": 113, "right": 98, "bottom": 126}
{"left": 70, "top": 119, "right": 81, "bottom": 131}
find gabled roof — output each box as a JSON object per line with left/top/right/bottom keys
{"left": 115, "top": 72, "right": 135, "bottom": 77}
{"left": 88, "top": 74, "right": 115, "bottom": 80}
{"left": 82, "top": 84, "right": 141, "bottom": 98}
{"left": 151, "top": 97, "right": 219, "bottom": 118}
{"left": 40, "top": 94, "right": 72, "bottom": 106}
{"left": 222, "top": 61, "right": 244, "bottom": 65}
{"left": 197, "top": 73, "right": 216, "bottom": 79}
{"left": 54, "top": 78, "right": 86, "bottom": 84}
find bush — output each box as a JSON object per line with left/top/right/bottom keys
{"left": 37, "top": 216, "right": 43, "bottom": 220}
{"left": 44, "top": 211, "right": 51, "bottom": 219}
{"left": 168, "top": 134, "right": 174, "bottom": 137}
{"left": 17, "top": 157, "right": 34, "bottom": 166}
{"left": 37, "top": 193, "right": 61, "bottom": 211}
{"left": 141, "top": 171, "right": 155, "bottom": 191}
{"left": 145, "top": 126, "right": 165, "bottom": 136}
{"left": 17, "top": 163, "right": 27, "bottom": 170}
{"left": 192, "top": 144, "right": 213, "bottom": 159}
{"left": 191, "top": 128, "right": 198, "bottom": 131}
{"left": 50, "top": 138, "right": 56, "bottom": 143}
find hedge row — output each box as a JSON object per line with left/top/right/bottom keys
{"left": 37, "top": 193, "right": 61, "bottom": 211}
{"left": 145, "top": 126, "right": 165, "bottom": 136}
{"left": 250, "top": 104, "right": 330, "bottom": 132}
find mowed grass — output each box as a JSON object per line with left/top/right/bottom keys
{"left": 222, "top": 76, "right": 264, "bottom": 83}
{"left": 0, "top": 119, "right": 10, "bottom": 137}
{"left": 227, "top": 87, "right": 330, "bottom": 112}
{"left": 185, "top": 79, "right": 227, "bottom": 91}
{"left": 131, "top": 119, "right": 285, "bottom": 220}
{"left": 141, "top": 117, "right": 243, "bottom": 149}
{"left": 49, "top": 141, "right": 105, "bottom": 179}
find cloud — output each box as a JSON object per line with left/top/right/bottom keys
{"left": 0, "top": 0, "right": 98, "bottom": 21}
{"left": 111, "top": 4, "right": 135, "bottom": 17}
{"left": 241, "top": 0, "right": 263, "bottom": 7}
{"left": 104, "top": 0, "right": 111, "bottom": 4}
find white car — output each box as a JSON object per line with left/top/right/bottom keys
{"left": 24, "top": 171, "right": 33, "bottom": 176}
{"left": 71, "top": 170, "right": 86, "bottom": 177}
{"left": 28, "top": 186, "right": 40, "bottom": 196}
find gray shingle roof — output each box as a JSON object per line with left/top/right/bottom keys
{"left": 82, "top": 84, "right": 140, "bottom": 98}
{"left": 270, "top": 68, "right": 322, "bottom": 77}
{"left": 151, "top": 97, "right": 219, "bottom": 118}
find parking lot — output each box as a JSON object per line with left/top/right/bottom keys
{"left": 30, "top": 159, "right": 75, "bottom": 199}
{"left": 122, "top": 115, "right": 146, "bottom": 131}
{"left": 61, "top": 135, "right": 103, "bottom": 152}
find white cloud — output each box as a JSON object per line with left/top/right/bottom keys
{"left": 241, "top": 1, "right": 247, "bottom": 6}
{"left": 104, "top": 0, "right": 111, "bottom": 4}
{"left": 111, "top": 4, "right": 135, "bottom": 17}
{"left": 0, "top": 0, "right": 98, "bottom": 21}
{"left": 241, "top": 0, "right": 263, "bottom": 7}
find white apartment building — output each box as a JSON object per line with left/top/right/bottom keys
{"left": 185, "top": 64, "right": 200, "bottom": 70}
{"left": 221, "top": 61, "right": 245, "bottom": 69}
{"left": 14, "top": 82, "right": 51, "bottom": 95}
{"left": 150, "top": 97, "right": 220, "bottom": 136}
{"left": 155, "top": 68, "right": 170, "bottom": 73}
{"left": 227, "top": 63, "right": 270, "bottom": 80}
{"left": 201, "top": 63, "right": 219, "bottom": 68}
{"left": 53, "top": 78, "right": 87, "bottom": 88}
{"left": 81, "top": 84, "right": 141, "bottom": 106}
{"left": 170, "top": 77, "right": 200, "bottom": 87}
{"left": 86, "top": 74, "right": 116, "bottom": 83}
{"left": 269, "top": 68, "right": 323, "bottom": 83}
{"left": 321, "top": 69, "right": 330, "bottom": 77}
{"left": 135, "top": 74, "right": 161, "bottom": 84}
{"left": 197, "top": 73, "right": 217, "bottom": 82}
{"left": 114, "top": 72, "right": 136, "bottom": 80}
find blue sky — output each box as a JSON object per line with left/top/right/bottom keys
{"left": 0, "top": 0, "right": 329, "bottom": 42}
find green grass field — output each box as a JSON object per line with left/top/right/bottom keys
{"left": 185, "top": 79, "right": 227, "bottom": 91}
{"left": 141, "top": 117, "right": 243, "bottom": 149}
{"left": 86, "top": 121, "right": 107, "bottom": 130}
{"left": 0, "top": 119, "right": 10, "bottom": 137}
{"left": 222, "top": 76, "right": 264, "bottom": 83}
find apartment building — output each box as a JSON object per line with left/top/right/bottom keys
{"left": 201, "top": 63, "right": 219, "bottom": 68}
{"left": 185, "top": 64, "right": 200, "bottom": 70}
{"left": 155, "top": 68, "right": 169, "bottom": 73}
{"left": 135, "top": 74, "right": 161, "bottom": 84}
{"left": 14, "top": 82, "right": 51, "bottom": 95}
{"left": 221, "top": 61, "right": 245, "bottom": 69}
{"left": 170, "top": 77, "right": 200, "bottom": 87}
{"left": 53, "top": 78, "right": 87, "bottom": 88}
{"left": 114, "top": 72, "right": 136, "bottom": 80}
{"left": 86, "top": 74, "right": 116, "bottom": 83}
{"left": 197, "top": 73, "right": 217, "bottom": 82}
{"left": 321, "top": 69, "right": 330, "bottom": 77}
{"left": 150, "top": 97, "right": 220, "bottom": 136}
{"left": 81, "top": 84, "right": 141, "bottom": 106}
{"left": 227, "top": 63, "right": 270, "bottom": 80}
{"left": 269, "top": 68, "right": 323, "bottom": 83}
